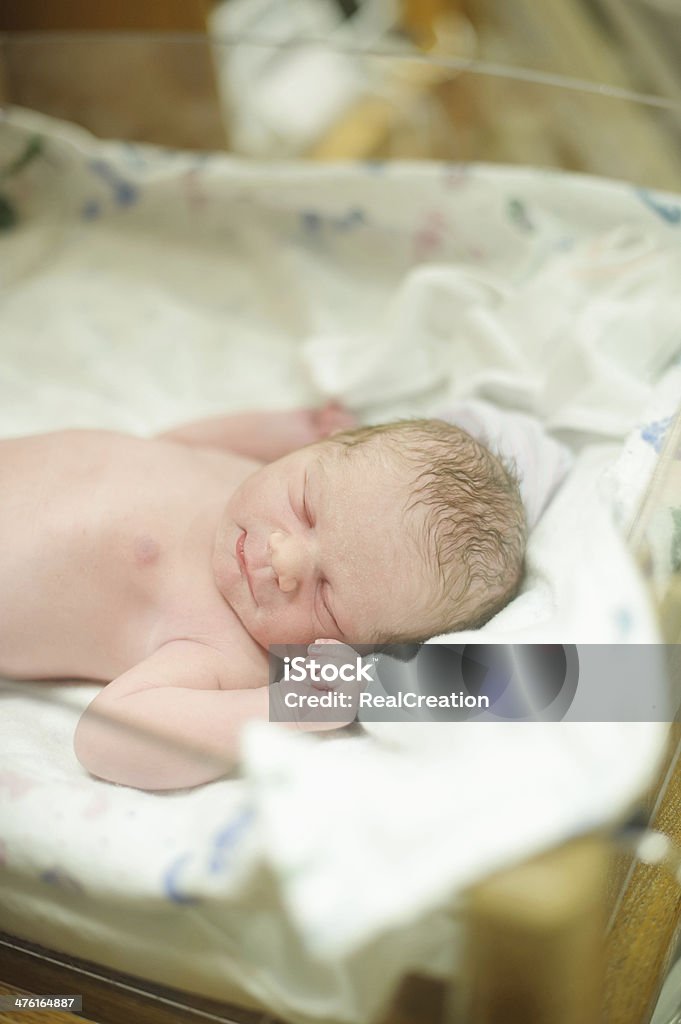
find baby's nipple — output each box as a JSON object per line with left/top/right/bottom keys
{"left": 133, "top": 534, "right": 161, "bottom": 567}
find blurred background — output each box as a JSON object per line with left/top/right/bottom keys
{"left": 0, "top": 0, "right": 680, "bottom": 187}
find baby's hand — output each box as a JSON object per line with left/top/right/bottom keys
{"left": 269, "top": 640, "right": 370, "bottom": 733}
{"left": 307, "top": 639, "right": 371, "bottom": 691}
{"left": 310, "top": 402, "right": 356, "bottom": 439}
{"left": 235, "top": 403, "right": 356, "bottom": 462}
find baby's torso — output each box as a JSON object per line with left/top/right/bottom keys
{"left": 0, "top": 431, "right": 266, "bottom": 682}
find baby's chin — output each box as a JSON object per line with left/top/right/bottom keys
{"left": 220, "top": 594, "right": 309, "bottom": 649}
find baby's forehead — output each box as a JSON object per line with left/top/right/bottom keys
{"left": 318, "top": 433, "right": 417, "bottom": 479}
{"left": 317, "top": 438, "right": 438, "bottom": 554}
{"left": 316, "top": 439, "right": 436, "bottom": 530}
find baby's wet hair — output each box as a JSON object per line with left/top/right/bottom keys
{"left": 326, "top": 419, "right": 527, "bottom": 642}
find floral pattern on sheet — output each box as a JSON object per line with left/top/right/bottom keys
{"left": 635, "top": 188, "right": 681, "bottom": 226}
{"left": 161, "top": 806, "right": 256, "bottom": 904}
{"left": 641, "top": 415, "right": 674, "bottom": 454}
{"left": 607, "top": 365, "right": 681, "bottom": 602}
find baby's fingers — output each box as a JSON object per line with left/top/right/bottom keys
{"left": 308, "top": 639, "right": 357, "bottom": 663}
{"left": 314, "top": 402, "right": 356, "bottom": 437}
{"left": 269, "top": 674, "right": 358, "bottom": 732}
{"left": 307, "top": 642, "right": 374, "bottom": 693}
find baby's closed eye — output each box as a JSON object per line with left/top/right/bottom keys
{"left": 302, "top": 478, "right": 315, "bottom": 527}
{"left": 316, "top": 579, "right": 342, "bottom": 637}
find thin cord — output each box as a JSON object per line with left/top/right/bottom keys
{"left": 3, "top": 30, "right": 681, "bottom": 115}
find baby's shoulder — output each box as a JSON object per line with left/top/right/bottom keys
{"left": 149, "top": 592, "right": 269, "bottom": 690}
{"left": 147, "top": 633, "right": 268, "bottom": 692}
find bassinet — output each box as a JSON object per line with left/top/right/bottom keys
{"left": 1, "top": 16, "right": 681, "bottom": 1024}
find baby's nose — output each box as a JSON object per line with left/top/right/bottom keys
{"left": 268, "top": 530, "right": 305, "bottom": 593}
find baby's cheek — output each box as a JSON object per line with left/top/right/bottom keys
{"left": 256, "top": 602, "right": 317, "bottom": 647}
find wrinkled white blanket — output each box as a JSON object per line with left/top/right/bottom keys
{"left": 0, "top": 108, "right": 680, "bottom": 1024}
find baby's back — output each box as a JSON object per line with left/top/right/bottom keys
{"left": 0, "top": 430, "right": 253, "bottom": 681}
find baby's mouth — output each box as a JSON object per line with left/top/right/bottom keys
{"left": 236, "top": 530, "right": 257, "bottom": 603}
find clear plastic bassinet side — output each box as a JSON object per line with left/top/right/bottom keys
{"left": 0, "top": 24, "right": 680, "bottom": 188}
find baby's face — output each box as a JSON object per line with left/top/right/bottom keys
{"left": 213, "top": 443, "right": 432, "bottom": 649}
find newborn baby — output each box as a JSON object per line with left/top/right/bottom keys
{"left": 0, "top": 408, "right": 525, "bottom": 790}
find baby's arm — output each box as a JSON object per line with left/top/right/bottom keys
{"left": 74, "top": 641, "right": 267, "bottom": 790}
{"left": 74, "top": 640, "right": 355, "bottom": 790}
{"left": 157, "top": 403, "right": 354, "bottom": 462}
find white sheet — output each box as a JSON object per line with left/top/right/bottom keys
{"left": 0, "top": 108, "right": 680, "bottom": 1023}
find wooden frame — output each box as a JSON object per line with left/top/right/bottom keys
{"left": 0, "top": 19, "right": 227, "bottom": 151}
